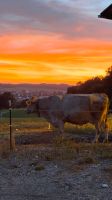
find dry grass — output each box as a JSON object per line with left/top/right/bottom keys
{"left": 0, "top": 139, "right": 10, "bottom": 158}
{"left": 67, "top": 156, "right": 96, "bottom": 173}
{"left": 78, "top": 156, "right": 96, "bottom": 165}
{"left": 100, "top": 151, "right": 112, "bottom": 159}
{"left": 0, "top": 111, "right": 112, "bottom": 164}
{"left": 38, "top": 136, "right": 95, "bottom": 161}
{"left": 35, "top": 164, "right": 45, "bottom": 171}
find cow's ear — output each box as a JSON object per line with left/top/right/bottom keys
{"left": 31, "top": 96, "right": 38, "bottom": 102}
{"left": 26, "top": 100, "right": 31, "bottom": 105}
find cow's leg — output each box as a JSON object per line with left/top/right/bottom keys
{"left": 103, "top": 120, "right": 109, "bottom": 143}
{"left": 50, "top": 117, "right": 64, "bottom": 134}
{"left": 93, "top": 123, "right": 100, "bottom": 143}
{"left": 48, "top": 123, "right": 51, "bottom": 130}
{"left": 58, "top": 121, "right": 64, "bottom": 135}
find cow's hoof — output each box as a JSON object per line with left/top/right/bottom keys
{"left": 92, "top": 139, "right": 99, "bottom": 144}
{"left": 102, "top": 139, "right": 108, "bottom": 143}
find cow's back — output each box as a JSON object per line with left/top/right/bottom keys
{"left": 62, "top": 94, "right": 91, "bottom": 124}
{"left": 62, "top": 94, "right": 90, "bottom": 112}
{"left": 62, "top": 94, "right": 109, "bottom": 125}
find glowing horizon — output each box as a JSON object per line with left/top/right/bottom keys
{"left": 0, "top": 0, "right": 112, "bottom": 85}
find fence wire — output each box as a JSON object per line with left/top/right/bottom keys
{"left": 0, "top": 109, "right": 112, "bottom": 134}
{"left": 0, "top": 109, "right": 112, "bottom": 144}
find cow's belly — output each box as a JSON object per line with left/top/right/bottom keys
{"left": 64, "top": 113, "right": 93, "bottom": 125}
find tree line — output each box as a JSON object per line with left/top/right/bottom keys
{"left": 67, "top": 66, "right": 112, "bottom": 110}
{"left": 0, "top": 66, "right": 112, "bottom": 110}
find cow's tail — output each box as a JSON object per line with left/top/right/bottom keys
{"left": 103, "top": 95, "right": 110, "bottom": 142}
{"left": 100, "top": 94, "right": 109, "bottom": 130}
{"left": 102, "top": 94, "right": 109, "bottom": 115}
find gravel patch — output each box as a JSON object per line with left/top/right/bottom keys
{"left": 0, "top": 146, "right": 112, "bottom": 200}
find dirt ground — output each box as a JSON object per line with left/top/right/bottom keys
{"left": 1, "top": 132, "right": 112, "bottom": 200}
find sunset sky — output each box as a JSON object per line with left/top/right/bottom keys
{"left": 0, "top": 0, "right": 112, "bottom": 85}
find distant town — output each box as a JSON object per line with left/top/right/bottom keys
{"left": 0, "top": 83, "right": 70, "bottom": 100}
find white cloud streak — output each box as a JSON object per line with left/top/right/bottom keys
{"left": 0, "top": 0, "right": 111, "bottom": 40}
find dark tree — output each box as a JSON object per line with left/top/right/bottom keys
{"left": 0, "top": 92, "right": 16, "bottom": 109}
{"left": 103, "top": 66, "right": 112, "bottom": 98}
{"left": 67, "top": 76, "right": 103, "bottom": 94}
{"left": 67, "top": 66, "right": 112, "bottom": 110}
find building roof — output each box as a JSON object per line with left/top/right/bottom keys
{"left": 98, "top": 4, "right": 112, "bottom": 20}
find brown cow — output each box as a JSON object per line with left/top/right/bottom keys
{"left": 26, "top": 94, "right": 109, "bottom": 142}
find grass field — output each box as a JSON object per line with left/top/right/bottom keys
{"left": 0, "top": 109, "right": 112, "bottom": 139}
{"left": 0, "top": 109, "right": 49, "bottom": 137}
{"left": 0, "top": 108, "right": 112, "bottom": 162}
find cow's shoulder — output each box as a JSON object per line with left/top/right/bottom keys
{"left": 48, "top": 95, "right": 62, "bottom": 109}
{"left": 39, "top": 95, "right": 62, "bottom": 110}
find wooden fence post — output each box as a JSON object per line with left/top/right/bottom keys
{"left": 9, "top": 100, "right": 15, "bottom": 151}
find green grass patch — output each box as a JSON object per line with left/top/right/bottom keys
{"left": 1, "top": 109, "right": 37, "bottom": 118}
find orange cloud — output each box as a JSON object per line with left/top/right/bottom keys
{"left": 0, "top": 33, "right": 112, "bottom": 84}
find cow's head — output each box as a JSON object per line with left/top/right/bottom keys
{"left": 26, "top": 96, "right": 40, "bottom": 116}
